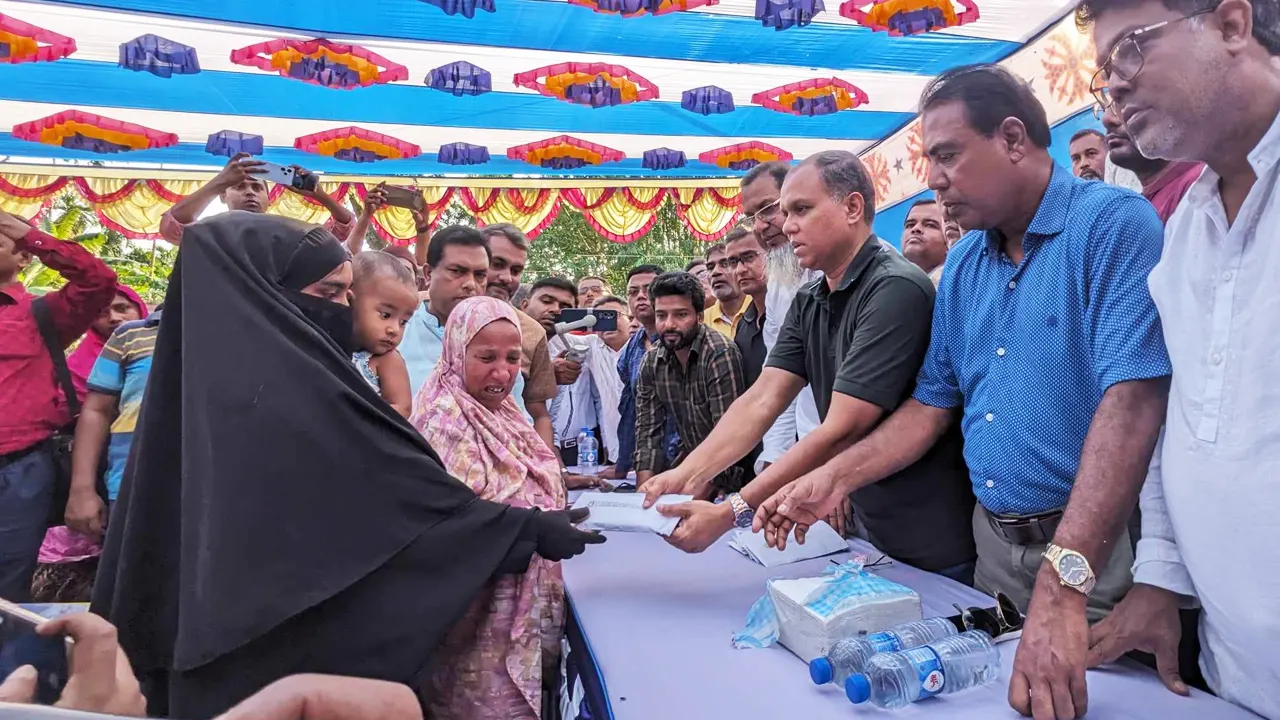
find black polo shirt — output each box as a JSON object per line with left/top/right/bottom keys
{"left": 734, "top": 301, "right": 767, "bottom": 388}
{"left": 766, "top": 237, "right": 976, "bottom": 572}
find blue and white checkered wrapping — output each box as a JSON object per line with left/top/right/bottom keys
{"left": 733, "top": 559, "right": 918, "bottom": 649}
{"left": 804, "top": 560, "right": 918, "bottom": 617}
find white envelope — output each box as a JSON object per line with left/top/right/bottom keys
{"left": 570, "top": 491, "right": 694, "bottom": 536}
{"left": 726, "top": 521, "right": 850, "bottom": 568}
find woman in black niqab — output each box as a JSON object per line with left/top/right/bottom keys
{"left": 91, "top": 212, "right": 600, "bottom": 719}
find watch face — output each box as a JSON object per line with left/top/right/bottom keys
{"left": 1057, "top": 552, "right": 1090, "bottom": 586}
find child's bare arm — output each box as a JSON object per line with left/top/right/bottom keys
{"left": 371, "top": 350, "right": 413, "bottom": 418}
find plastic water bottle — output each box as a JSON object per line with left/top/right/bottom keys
{"left": 809, "top": 617, "right": 958, "bottom": 686}
{"left": 577, "top": 428, "right": 598, "bottom": 475}
{"left": 845, "top": 630, "right": 999, "bottom": 709}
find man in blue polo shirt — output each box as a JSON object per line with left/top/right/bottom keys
{"left": 755, "top": 64, "right": 1171, "bottom": 719}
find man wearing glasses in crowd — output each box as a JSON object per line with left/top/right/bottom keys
{"left": 1077, "top": 2, "right": 1280, "bottom": 719}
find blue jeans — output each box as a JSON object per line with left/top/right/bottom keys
{"left": 0, "top": 447, "right": 56, "bottom": 602}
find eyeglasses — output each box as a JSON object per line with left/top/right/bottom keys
{"left": 721, "top": 250, "right": 762, "bottom": 269}
{"left": 1090, "top": 7, "right": 1215, "bottom": 108}
{"left": 745, "top": 198, "right": 781, "bottom": 225}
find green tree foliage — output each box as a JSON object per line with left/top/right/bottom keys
{"left": 18, "top": 192, "right": 176, "bottom": 303}
{"left": 523, "top": 202, "right": 707, "bottom": 291}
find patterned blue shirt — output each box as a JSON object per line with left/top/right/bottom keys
{"left": 615, "top": 328, "right": 678, "bottom": 474}
{"left": 913, "top": 165, "right": 1172, "bottom": 515}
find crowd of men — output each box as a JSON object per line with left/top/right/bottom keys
{"left": 1, "top": 0, "right": 1278, "bottom": 716}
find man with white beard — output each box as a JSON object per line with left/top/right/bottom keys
{"left": 738, "top": 164, "right": 828, "bottom": 481}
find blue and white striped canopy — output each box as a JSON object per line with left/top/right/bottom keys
{"left": 0, "top": 0, "right": 1078, "bottom": 178}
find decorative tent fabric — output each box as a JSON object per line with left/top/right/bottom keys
{"left": 567, "top": 0, "right": 719, "bottom": 18}
{"left": 752, "top": 78, "right": 869, "bottom": 116}
{"left": 418, "top": 0, "right": 496, "bottom": 19}
{"left": 13, "top": 110, "right": 178, "bottom": 153}
{"left": 0, "top": 171, "right": 742, "bottom": 244}
{"left": 427, "top": 60, "right": 492, "bottom": 96}
{"left": 294, "top": 127, "right": 422, "bottom": 162}
{"left": 681, "top": 86, "right": 735, "bottom": 116}
{"left": 0, "top": 13, "right": 76, "bottom": 64}
{"left": 507, "top": 135, "right": 625, "bottom": 169}
{"left": 205, "top": 130, "right": 264, "bottom": 157}
{"left": 0, "top": 2, "right": 1100, "bottom": 215}
{"left": 698, "top": 141, "right": 793, "bottom": 169}
{"left": 840, "top": 0, "right": 981, "bottom": 36}
{"left": 514, "top": 62, "right": 660, "bottom": 108}
{"left": 230, "top": 38, "right": 409, "bottom": 88}
{"left": 118, "top": 34, "right": 200, "bottom": 77}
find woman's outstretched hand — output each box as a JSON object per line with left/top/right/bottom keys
{"left": 533, "top": 508, "right": 606, "bottom": 561}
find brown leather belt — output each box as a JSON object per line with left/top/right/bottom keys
{"left": 982, "top": 505, "right": 1064, "bottom": 546}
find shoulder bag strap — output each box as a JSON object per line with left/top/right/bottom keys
{"left": 32, "top": 296, "right": 82, "bottom": 420}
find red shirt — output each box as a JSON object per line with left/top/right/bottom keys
{"left": 0, "top": 228, "right": 117, "bottom": 455}
{"left": 1143, "top": 161, "right": 1204, "bottom": 224}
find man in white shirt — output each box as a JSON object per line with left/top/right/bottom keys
{"left": 739, "top": 162, "right": 824, "bottom": 473}
{"left": 1080, "top": 2, "right": 1280, "bottom": 718}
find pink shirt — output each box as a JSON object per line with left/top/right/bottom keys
{"left": 1143, "top": 161, "right": 1204, "bottom": 224}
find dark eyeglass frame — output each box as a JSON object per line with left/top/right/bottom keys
{"left": 1090, "top": 7, "right": 1216, "bottom": 108}
{"left": 718, "top": 250, "right": 762, "bottom": 269}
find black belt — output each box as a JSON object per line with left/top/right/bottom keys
{"left": 0, "top": 440, "right": 48, "bottom": 471}
{"left": 982, "top": 505, "right": 1063, "bottom": 546}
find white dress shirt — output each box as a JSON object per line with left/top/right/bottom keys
{"left": 1140, "top": 109, "right": 1280, "bottom": 719}
{"left": 759, "top": 271, "right": 823, "bottom": 471}
{"left": 548, "top": 334, "right": 599, "bottom": 449}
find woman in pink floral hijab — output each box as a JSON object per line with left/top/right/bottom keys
{"left": 410, "top": 295, "right": 566, "bottom": 719}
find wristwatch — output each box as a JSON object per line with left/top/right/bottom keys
{"left": 1044, "top": 544, "right": 1097, "bottom": 596}
{"left": 727, "top": 493, "right": 754, "bottom": 529}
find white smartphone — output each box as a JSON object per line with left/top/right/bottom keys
{"left": 257, "top": 163, "right": 318, "bottom": 192}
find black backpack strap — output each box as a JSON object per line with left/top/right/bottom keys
{"left": 32, "top": 296, "right": 82, "bottom": 419}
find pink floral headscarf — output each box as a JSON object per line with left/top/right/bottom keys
{"left": 410, "top": 296, "right": 564, "bottom": 510}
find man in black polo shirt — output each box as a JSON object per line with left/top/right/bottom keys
{"left": 643, "top": 150, "right": 976, "bottom": 580}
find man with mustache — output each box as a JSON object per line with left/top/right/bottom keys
{"left": 633, "top": 272, "right": 746, "bottom": 491}
{"left": 480, "top": 223, "right": 558, "bottom": 450}
{"left": 901, "top": 199, "right": 950, "bottom": 282}
{"left": 160, "top": 153, "right": 354, "bottom": 245}
{"left": 1100, "top": 104, "right": 1203, "bottom": 223}
{"left": 1069, "top": 129, "right": 1109, "bottom": 181}
{"left": 702, "top": 241, "right": 750, "bottom": 338}
{"left": 1078, "top": 1, "right": 1280, "bottom": 718}
{"left": 753, "top": 65, "right": 1172, "bottom": 720}
{"left": 644, "top": 152, "right": 976, "bottom": 581}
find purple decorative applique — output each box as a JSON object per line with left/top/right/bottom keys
{"left": 643, "top": 148, "right": 687, "bottom": 170}
{"left": 427, "top": 61, "right": 492, "bottom": 96}
{"left": 438, "top": 142, "right": 491, "bottom": 165}
{"left": 118, "top": 34, "right": 200, "bottom": 77}
{"left": 205, "top": 130, "right": 265, "bottom": 157}
{"left": 681, "top": 85, "right": 735, "bottom": 115}
{"left": 755, "top": 0, "right": 824, "bottom": 29}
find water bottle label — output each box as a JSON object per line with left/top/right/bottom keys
{"left": 866, "top": 632, "right": 903, "bottom": 654}
{"left": 902, "top": 647, "right": 945, "bottom": 698}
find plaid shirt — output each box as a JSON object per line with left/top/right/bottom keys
{"left": 615, "top": 329, "right": 679, "bottom": 474}
{"left": 635, "top": 324, "right": 746, "bottom": 491}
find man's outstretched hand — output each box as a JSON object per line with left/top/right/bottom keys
{"left": 753, "top": 470, "right": 847, "bottom": 550}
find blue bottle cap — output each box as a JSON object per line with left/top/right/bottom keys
{"left": 809, "top": 657, "right": 833, "bottom": 685}
{"left": 845, "top": 674, "right": 871, "bottom": 704}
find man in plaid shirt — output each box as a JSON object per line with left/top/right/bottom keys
{"left": 635, "top": 272, "right": 746, "bottom": 494}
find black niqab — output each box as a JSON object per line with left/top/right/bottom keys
{"left": 91, "top": 212, "right": 538, "bottom": 718}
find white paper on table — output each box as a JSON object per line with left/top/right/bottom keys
{"left": 570, "top": 492, "right": 694, "bottom": 536}
{"left": 726, "top": 521, "right": 849, "bottom": 567}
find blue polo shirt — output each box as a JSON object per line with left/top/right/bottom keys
{"left": 913, "top": 165, "right": 1171, "bottom": 516}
